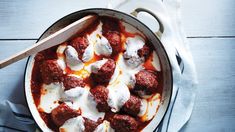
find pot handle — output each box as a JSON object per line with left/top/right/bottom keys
{"left": 131, "top": 8, "right": 164, "bottom": 39}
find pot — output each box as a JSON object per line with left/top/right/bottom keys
{"left": 24, "top": 8, "right": 172, "bottom": 132}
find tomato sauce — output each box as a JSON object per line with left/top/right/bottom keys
{"left": 31, "top": 16, "right": 164, "bottom": 132}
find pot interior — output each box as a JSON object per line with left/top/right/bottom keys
{"left": 25, "top": 8, "right": 172, "bottom": 132}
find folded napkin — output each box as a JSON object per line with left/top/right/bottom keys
{"left": 0, "top": 0, "right": 197, "bottom": 132}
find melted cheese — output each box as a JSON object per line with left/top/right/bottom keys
{"left": 87, "top": 22, "right": 103, "bottom": 44}
{"left": 139, "top": 94, "right": 161, "bottom": 121}
{"left": 72, "top": 88, "right": 105, "bottom": 121}
{"left": 107, "top": 81, "right": 130, "bottom": 112}
{"left": 57, "top": 44, "right": 67, "bottom": 56}
{"left": 87, "top": 59, "right": 108, "bottom": 74}
{"left": 123, "top": 36, "right": 145, "bottom": 68}
{"left": 57, "top": 59, "right": 66, "bottom": 71}
{"left": 138, "top": 99, "right": 148, "bottom": 117}
{"left": 38, "top": 83, "right": 63, "bottom": 113}
{"left": 88, "top": 22, "right": 112, "bottom": 57}
{"left": 152, "top": 51, "right": 161, "bottom": 71}
{"left": 37, "top": 19, "right": 163, "bottom": 129}
{"left": 62, "top": 75, "right": 86, "bottom": 100}
{"left": 57, "top": 44, "right": 67, "bottom": 71}
{"left": 63, "top": 86, "right": 85, "bottom": 99}
{"left": 117, "top": 55, "right": 143, "bottom": 88}
{"left": 94, "top": 120, "right": 114, "bottom": 132}
{"left": 59, "top": 116, "right": 85, "bottom": 132}
{"left": 94, "top": 36, "right": 112, "bottom": 56}
{"left": 109, "top": 65, "right": 121, "bottom": 85}
{"left": 65, "top": 46, "right": 84, "bottom": 71}
{"left": 82, "top": 41, "right": 94, "bottom": 62}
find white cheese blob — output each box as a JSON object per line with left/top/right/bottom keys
{"left": 94, "top": 120, "right": 114, "bottom": 132}
{"left": 109, "top": 65, "right": 121, "bottom": 85}
{"left": 94, "top": 36, "right": 112, "bottom": 56}
{"left": 107, "top": 81, "right": 130, "bottom": 112}
{"left": 57, "top": 59, "right": 66, "bottom": 71}
{"left": 57, "top": 44, "right": 67, "bottom": 56}
{"left": 38, "top": 83, "right": 63, "bottom": 113}
{"left": 56, "top": 44, "right": 67, "bottom": 71}
{"left": 72, "top": 88, "right": 105, "bottom": 121}
{"left": 61, "top": 75, "right": 86, "bottom": 100}
{"left": 59, "top": 116, "right": 85, "bottom": 132}
{"left": 138, "top": 99, "right": 148, "bottom": 117}
{"left": 139, "top": 94, "right": 161, "bottom": 121}
{"left": 117, "top": 55, "right": 143, "bottom": 88}
{"left": 89, "top": 59, "right": 108, "bottom": 74}
{"left": 152, "top": 51, "right": 161, "bottom": 71}
{"left": 65, "top": 46, "right": 84, "bottom": 71}
{"left": 123, "top": 36, "right": 145, "bottom": 68}
{"left": 87, "top": 21, "right": 112, "bottom": 57}
{"left": 63, "top": 86, "right": 85, "bottom": 99}
{"left": 82, "top": 42, "right": 94, "bottom": 62}
{"left": 87, "top": 22, "right": 103, "bottom": 43}
{"left": 63, "top": 101, "right": 77, "bottom": 110}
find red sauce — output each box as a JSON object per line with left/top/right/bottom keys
{"left": 30, "top": 16, "right": 164, "bottom": 132}
{"left": 119, "top": 21, "right": 146, "bottom": 40}
{"left": 40, "top": 112, "right": 58, "bottom": 132}
{"left": 31, "top": 64, "right": 42, "bottom": 106}
{"left": 31, "top": 45, "right": 58, "bottom": 106}
{"left": 84, "top": 53, "right": 103, "bottom": 66}
{"left": 143, "top": 52, "right": 156, "bottom": 71}
{"left": 101, "top": 16, "right": 121, "bottom": 34}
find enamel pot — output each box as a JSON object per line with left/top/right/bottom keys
{"left": 24, "top": 8, "right": 173, "bottom": 132}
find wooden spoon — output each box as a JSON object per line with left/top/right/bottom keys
{"left": 0, "top": 15, "right": 98, "bottom": 69}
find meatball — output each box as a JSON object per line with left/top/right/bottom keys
{"left": 138, "top": 44, "right": 150, "bottom": 59}
{"left": 70, "top": 37, "right": 89, "bottom": 60}
{"left": 35, "top": 46, "right": 58, "bottom": 61}
{"left": 40, "top": 60, "right": 64, "bottom": 84}
{"left": 121, "top": 95, "right": 141, "bottom": 117}
{"left": 51, "top": 103, "right": 79, "bottom": 127}
{"left": 101, "top": 17, "right": 120, "bottom": 34}
{"left": 90, "top": 85, "right": 110, "bottom": 112}
{"left": 91, "top": 59, "right": 116, "bottom": 84}
{"left": 110, "top": 114, "right": 138, "bottom": 132}
{"left": 134, "top": 70, "right": 158, "bottom": 95}
{"left": 105, "top": 31, "right": 121, "bottom": 54}
{"left": 84, "top": 118, "right": 100, "bottom": 132}
{"left": 35, "top": 52, "right": 45, "bottom": 62}
{"left": 63, "top": 76, "right": 85, "bottom": 91}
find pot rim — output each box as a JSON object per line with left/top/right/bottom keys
{"left": 24, "top": 8, "right": 173, "bottom": 131}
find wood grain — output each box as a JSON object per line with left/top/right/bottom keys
{"left": 0, "top": 0, "right": 234, "bottom": 39}
{"left": 181, "top": 38, "right": 235, "bottom": 132}
{"left": 181, "top": 0, "right": 235, "bottom": 37}
{"left": 0, "top": 15, "right": 97, "bottom": 68}
{"left": 0, "top": 38, "right": 235, "bottom": 131}
{"left": 0, "top": 40, "right": 35, "bottom": 105}
{"left": 0, "top": 0, "right": 107, "bottom": 39}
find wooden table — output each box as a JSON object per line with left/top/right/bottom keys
{"left": 0, "top": 0, "right": 234, "bottom": 131}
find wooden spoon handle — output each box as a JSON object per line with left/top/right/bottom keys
{"left": 0, "top": 15, "right": 97, "bottom": 69}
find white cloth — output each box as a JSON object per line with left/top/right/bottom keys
{"left": 0, "top": 0, "right": 197, "bottom": 132}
